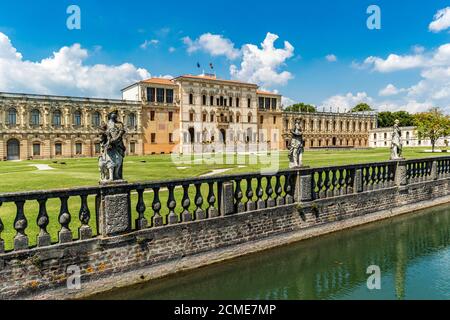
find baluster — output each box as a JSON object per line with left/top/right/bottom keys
{"left": 135, "top": 187, "right": 147, "bottom": 229}
{"left": 167, "top": 185, "right": 178, "bottom": 224}
{"left": 382, "top": 165, "right": 388, "bottom": 187}
{"left": 79, "top": 194, "right": 92, "bottom": 240}
{"left": 331, "top": 169, "right": 338, "bottom": 197}
{"left": 13, "top": 200, "right": 28, "bottom": 250}
{"left": 324, "top": 170, "right": 332, "bottom": 198}
{"left": 266, "top": 176, "right": 275, "bottom": 208}
{"left": 234, "top": 179, "right": 245, "bottom": 213}
{"left": 275, "top": 175, "right": 284, "bottom": 206}
{"left": 346, "top": 168, "right": 355, "bottom": 193}
{"left": 36, "top": 197, "right": 51, "bottom": 246}
{"left": 256, "top": 177, "right": 265, "bottom": 209}
{"left": 370, "top": 166, "right": 377, "bottom": 190}
{"left": 152, "top": 187, "right": 163, "bottom": 226}
{"left": 207, "top": 182, "right": 219, "bottom": 217}
{"left": 363, "top": 168, "right": 370, "bottom": 191}
{"left": 58, "top": 196, "right": 72, "bottom": 243}
{"left": 181, "top": 184, "right": 192, "bottom": 222}
{"left": 317, "top": 171, "right": 325, "bottom": 199}
{"left": 285, "top": 174, "right": 294, "bottom": 204}
{"left": 338, "top": 169, "right": 345, "bottom": 195}
{"left": 376, "top": 165, "right": 382, "bottom": 189}
{"left": 194, "top": 183, "right": 205, "bottom": 220}
{"left": 246, "top": 177, "right": 256, "bottom": 210}
{"left": 0, "top": 201, "right": 4, "bottom": 253}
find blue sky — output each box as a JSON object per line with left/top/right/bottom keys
{"left": 1, "top": 0, "right": 450, "bottom": 112}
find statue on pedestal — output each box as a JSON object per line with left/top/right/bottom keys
{"left": 390, "top": 119, "right": 403, "bottom": 160}
{"left": 99, "top": 111, "right": 126, "bottom": 182}
{"left": 288, "top": 118, "right": 305, "bottom": 168}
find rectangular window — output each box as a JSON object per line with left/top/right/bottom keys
{"left": 265, "top": 98, "right": 271, "bottom": 109}
{"left": 260, "top": 116, "right": 264, "bottom": 124}
{"left": 75, "top": 143, "right": 82, "bottom": 155}
{"left": 272, "top": 98, "right": 277, "bottom": 109}
{"left": 248, "top": 98, "right": 251, "bottom": 108}
{"left": 129, "top": 142, "right": 136, "bottom": 154}
{"left": 259, "top": 97, "right": 264, "bottom": 109}
{"left": 203, "top": 113, "right": 207, "bottom": 122}
{"left": 210, "top": 114, "right": 214, "bottom": 122}
{"left": 151, "top": 133, "right": 156, "bottom": 144}
{"left": 273, "top": 116, "right": 277, "bottom": 125}
{"left": 147, "top": 87, "right": 155, "bottom": 102}
{"left": 157, "top": 88, "right": 165, "bottom": 103}
{"left": 168, "top": 112, "right": 173, "bottom": 122}
{"left": 33, "top": 144, "right": 40, "bottom": 156}
{"left": 236, "top": 98, "right": 240, "bottom": 107}
{"left": 229, "top": 97, "right": 233, "bottom": 107}
{"left": 166, "top": 89, "right": 174, "bottom": 103}
{"left": 210, "top": 96, "right": 214, "bottom": 106}
{"left": 190, "top": 113, "right": 194, "bottom": 122}
{"left": 169, "top": 133, "right": 173, "bottom": 143}
{"left": 94, "top": 143, "right": 101, "bottom": 154}
{"left": 55, "top": 143, "right": 62, "bottom": 156}
{"left": 150, "top": 111, "right": 155, "bottom": 121}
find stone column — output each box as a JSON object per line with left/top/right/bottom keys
{"left": 220, "top": 182, "right": 235, "bottom": 216}
{"left": 353, "top": 169, "right": 363, "bottom": 193}
{"left": 431, "top": 160, "right": 438, "bottom": 180}
{"left": 294, "top": 172, "right": 313, "bottom": 202}
{"left": 395, "top": 161, "right": 408, "bottom": 186}
{"left": 98, "top": 183, "right": 132, "bottom": 237}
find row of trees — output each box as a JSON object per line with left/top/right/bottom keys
{"left": 285, "top": 102, "right": 450, "bottom": 152}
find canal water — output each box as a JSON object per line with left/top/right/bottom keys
{"left": 94, "top": 205, "right": 450, "bottom": 300}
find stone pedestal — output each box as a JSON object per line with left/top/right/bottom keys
{"left": 220, "top": 182, "right": 235, "bottom": 216}
{"left": 98, "top": 181, "right": 131, "bottom": 237}
{"left": 395, "top": 162, "right": 408, "bottom": 186}
{"left": 295, "top": 173, "right": 313, "bottom": 202}
{"left": 354, "top": 169, "right": 363, "bottom": 193}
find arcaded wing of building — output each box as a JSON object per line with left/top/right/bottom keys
{"left": 0, "top": 74, "right": 377, "bottom": 160}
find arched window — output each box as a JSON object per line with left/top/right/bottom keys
{"left": 92, "top": 112, "right": 101, "bottom": 127}
{"left": 30, "top": 109, "right": 40, "bottom": 126}
{"left": 7, "top": 108, "right": 17, "bottom": 125}
{"left": 189, "top": 94, "right": 194, "bottom": 105}
{"left": 53, "top": 110, "right": 62, "bottom": 127}
{"left": 127, "top": 113, "right": 136, "bottom": 128}
{"left": 247, "top": 113, "right": 252, "bottom": 123}
{"left": 202, "top": 95, "right": 207, "bottom": 106}
{"left": 210, "top": 96, "right": 214, "bottom": 106}
{"left": 247, "top": 98, "right": 251, "bottom": 108}
{"left": 229, "top": 97, "right": 233, "bottom": 107}
{"left": 74, "top": 111, "right": 82, "bottom": 126}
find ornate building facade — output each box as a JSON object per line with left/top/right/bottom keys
{"left": 0, "top": 93, "right": 143, "bottom": 160}
{"left": 0, "top": 73, "right": 378, "bottom": 160}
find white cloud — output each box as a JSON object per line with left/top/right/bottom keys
{"left": 168, "top": 47, "right": 176, "bottom": 53}
{"left": 182, "top": 33, "right": 240, "bottom": 60}
{"left": 321, "top": 92, "right": 373, "bottom": 111}
{"left": 379, "top": 84, "right": 406, "bottom": 96}
{"left": 282, "top": 96, "right": 297, "bottom": 107}
{"left": 429, "top": 7, "right": 450, "bottom": 33}
{"left": 230, "top": 32, "right": 294, "bottom": 87}
{"left": 140, "top": 39, "right": 159, "bottom": 50}
{"left": 0, "top": 32, "right": 150, "bottom": 98}
{"left": 325, "top": 54, "right": 337, "bottom": 62}
{"left": 364, "top": 54, "right": 425, "bottom": 72}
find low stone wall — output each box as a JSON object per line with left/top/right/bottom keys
{"left": 1, "top": 157, "right": 450, "bottom": 299}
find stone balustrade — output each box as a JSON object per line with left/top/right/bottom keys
{"left": 1, "top": 156, "right": 450, "bottom": 255}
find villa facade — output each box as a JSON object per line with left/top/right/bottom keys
{"left": 0, "top": 74, "right": 378, "bottom": 160}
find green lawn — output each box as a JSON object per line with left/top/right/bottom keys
{"left": 0, "top": 147, "right": 446, "bottom": 251}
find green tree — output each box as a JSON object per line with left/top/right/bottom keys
{"left": 351, "top": 103, "right": 373, "bottom": 112}
{"left": 284, "top": 103, "right": 316, "bottom": 113}
{"left": 414, "top": 107, "right": 450, "bottom": 152}
{"left": 378, "top": 111, "right": 414, "bottom": 128}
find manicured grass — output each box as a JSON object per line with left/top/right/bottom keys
{"left": 0, "top": 147, "right": 446, "bottom": 251}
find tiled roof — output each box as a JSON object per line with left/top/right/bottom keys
{"left": 256, "top": 90, "right": 280, "bottom": 96}
{"left": 141, "top": 78, "right": 177, "bottom": 86}
{"left": 175, "top": 74, "right": 258, "bottom": 87}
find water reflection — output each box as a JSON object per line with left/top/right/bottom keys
{"left": 94, "top": 205, "right": 450, "bottom": 300}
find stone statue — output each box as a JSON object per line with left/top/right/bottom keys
{"left": 288, "top": 118, "right": 304, "bottom": 168}
{"left": 99, "top": 111, "right": 126, "bottom": 182}
{"left": 390, "top": 119, "right": 403, "bottom": 160}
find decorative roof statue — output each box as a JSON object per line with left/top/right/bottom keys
{"left": 288, "top": 118, "right": 305, "bottom": 168}
{"left": 99, "top": 111, "right": 126, "bottom": 182}
{"left": 390, "top": 119, "right": 404, "bottom": 160}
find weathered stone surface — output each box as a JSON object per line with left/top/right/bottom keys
{"left": 100, "top": 193, "right": 131, "bottom": 236}
{"left": 221, "top": 182, "right": 234, "bottom": 216}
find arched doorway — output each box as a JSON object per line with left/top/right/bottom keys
{"left": 7, "top": 139, "right": 20, "bottom": 160}
{"left": 332, "top": 137, "right": 337, "bottom": 146}
{"left": 188, "top": 127, "right": 195, "bottom": 144}
{"left": 220, "top": 129, "right": 226, "bottom": 144}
